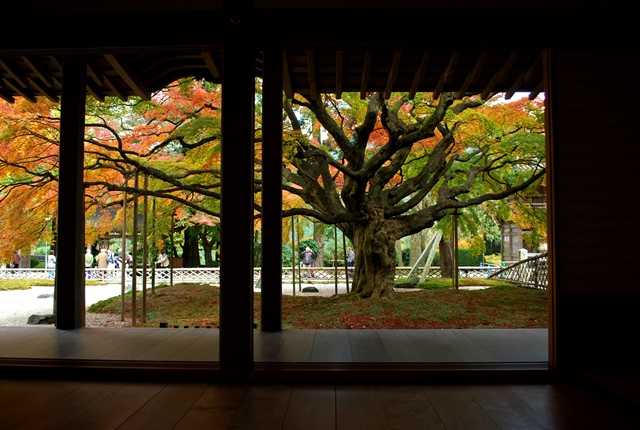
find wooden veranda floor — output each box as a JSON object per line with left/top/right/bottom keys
{"left": 2, "top": 327, "right": 640, "bottom": 429}
{"left": 0, "top": 327, "right": 548, "bottom": 383}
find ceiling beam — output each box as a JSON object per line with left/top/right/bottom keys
{"left": 0, "top": 59, "right": 28, "bottom": 88}
{"left": 282, "top": 53, "right": 293, "bottom": 100}
{"left": 1, "top": 78, "right": 37, "bottom": 103}
{"left": 433, "top": 51, "right": 459, "bottom": 100}
{"left": 104, "top": 54, "right": 151, "bottom": 100}
{"left": 528, "top": 80, "right": 544, "bottom": 100}
{"left": 0, "top": 86, "right": 15, "bottom": 103}
{"left": 27, "top": 78, "right": 58, "bottom": 102}
{"left": 307, "top": 51, "right": 317, "bottom": 99}
{"left": 103, "top": 75, "right": 127, "bottom": 101}
{"left": 384, "top": 51, "right": 402, "bottom": 99}
{"left": 482, "top": 51, "right": 518, "bottom": 100}
{"left": 201, "top": 52, "right": 221, "bottom": 80}
{"left": 456, "top": 51, "right": 489, "bottom": 99}
{"left": 21, "top": 57, "right": 53, "bottom": 88}
{"left": 409, "top": 51, "right": 430, "bottom": 100}
{"left": 86, "top": 80, "right": 105, "bottom": 102}
{"left": 360, "top": 51, "right": 372, "bottom": 99}
{"left": 335, "top": 51, "right": 343, "bottom": 99}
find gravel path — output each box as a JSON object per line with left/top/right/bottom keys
{"left": 0, "top": 285, "right": 127, "bottom": 327}
{"left": 1, "top": 282, "right": 423, "bottom": 327}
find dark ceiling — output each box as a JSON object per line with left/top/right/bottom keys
{"left": 0, "top": 47, "right": 544, "bottom": 104}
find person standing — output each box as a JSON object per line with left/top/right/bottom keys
{"left": 156, "top": 251, "right": 170, "bottom": 268}
{"left": 95, "top": 248, "right": 109, "bottom": 269}
{"left": 107, "top": 249, "right": 115, "bottom": 269}
{"left": 12, "top": 252, "right": 20, "bottom": 269}
{"left": 301, "top": 247, "right": 316, "bottom": 278}
{"left": 85, "top": 249, "right": 93, "bottom": 268}
{"left": 46, "top": 249, "right": 56, "bottom": 278}
{"left": 85, "top": 248, "right": 94, "bottom": 279}
{"left": 346, "top": 247, "right": 355, "bottom": 277}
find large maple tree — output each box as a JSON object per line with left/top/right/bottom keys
{"left": 0, "top": 79, "right": 223, "bottom": 262}
{"left": 282, "top": 92, "right": 546, "bottom": 299}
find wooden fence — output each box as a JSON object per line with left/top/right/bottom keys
{"left": 0, "top": 265, "right": 506, "bottom": 284}
{"left": 488, "top": 253, "right": 548, "bottom": 289}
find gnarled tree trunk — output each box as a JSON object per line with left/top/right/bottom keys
{"left": 351, "top": 218, "right": 398, "bottom": 299}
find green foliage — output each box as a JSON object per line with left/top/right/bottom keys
{"left": 432, "top": 248, "right": 483, "bottom": 266}
{"left": 282, "top": 243, "right": 293, "bottom": 266}
{"left": 298, "top": 239, "right": 318, "bottom": 257}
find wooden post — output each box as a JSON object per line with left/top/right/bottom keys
{"left": 131, "top": 171, "right": 139, "bottom": 326}
{"left": 291, "top": 216, "right": 296, "bottom": 296}
{"left": 54, "top": 55, "right": 86, "bottom": 329}
{"left": 120, "top": 183, "right": 127, "bottom": 321}
{"left": 453, "top": 210, "right": 459, "bottom": 290}
{"left": 219, "top": 35, "right": 255, "bottom": 378}
{"left": 142, "top": 173, "right": 148, "bottom": 322}
{"left": 260, "top": 49, "right": 283, "bottom": 332}
{"left": 334, "top": 225, "right": 338, "bottom": 295}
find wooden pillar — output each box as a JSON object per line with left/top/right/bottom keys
{"left": 220, "top": 36, "right": 255, "bottom": 377}
{"left": 261, "top": 50, "right": 283, "bottom": 332}
{"left": 55, "top": 55, "right": 87, "bottom": 329}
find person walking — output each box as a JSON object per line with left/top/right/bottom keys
{"left": 301, "top": 247, "right": 316, "bottom": 278}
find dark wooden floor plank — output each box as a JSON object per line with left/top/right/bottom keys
{"left": 403, "top": 329, "right": 465, "bottom": 362}
{"left": 273, "top": 329, "right": 315, "bottom": 363}
{"left": 60, "top": 328, "right": 158, "bottom": 360}
{"left": 432, "top": 329, "right": 501, "bottom": 362}
{"left": 2, "top": 380, "right": 640, "bottom": 429}
{"left": 348, "top": 330, "right": 391, "bottom": 362}
{"left": 116, "top": 383, "right": 209, "bottom": 430}
{"left": 310, "top": 330, "right": 352, "bottom": 362}
{"left": 226, "top": 384, "right": 292, "bottom": 429}
{"left": 0, "top": 328, "right": 75, "bottom": 358}
{"left": 282, "top": 385, "right": 335, "bottom": 430}
{"left": 253, "top": 330, "right": 288, "bottom": 362}
{"left": 173, "top": 384, "right": 250, "bottom": 430}
{"left": 336, "top": 385, "right": 389, "bottom": 430}
{"left": 170, "top": 329, "right": 218, "bottom": 361}
{"left": 132, "top": 329, "right": 206, "bottom": 361}
{"left": 466, "top": 384, "right": 554, "bottom": 429}
{"left": 0, "top": 327, "right": 54, "bottom": 355}
{"left": 422, "top": 385, "right": 501, "bottom": 430}
{"left": 8, "top": 381, "right": 126, "bottom": 430}
{"left": 377, "top": 385, "right": 445, "bottom": 429}
{"left": 459, "top": 329, "right": 526, "bottom": 362}
{"left": 489, "top": 329, "right": 548, "bottom": 362}
{"left": 0, "top": 380, "right": 85, "bottom": 428}
{"left": 65, "top": 382, "right": 168, "bottom": 430}
{"left": 0, "top": 378, "right": 47, "bottom": 407}
{"left": 99, "top": 328, "right": 181, "bottom": 360}
{"left": 546, "top": 383, "right": 640, "bottom": 429}
{"left": 377, "top": 329, "right": 427, "bottom": 362}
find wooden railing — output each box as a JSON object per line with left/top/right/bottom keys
{"left": 488, "top": 253, "right": 548, "bottom": 290}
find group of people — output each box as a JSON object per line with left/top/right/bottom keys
{"left": 85, "top": 248, "right": 133, "bottom": 270}
{"left": 84, "top": 248, "right": 170, "bottom": 270}
{"left": 301, "top": 246, "right": 355, "bottom": 278}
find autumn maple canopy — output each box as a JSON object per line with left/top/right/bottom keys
{"left": 0, "top": 78, "right": 545, "bottom": 299}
